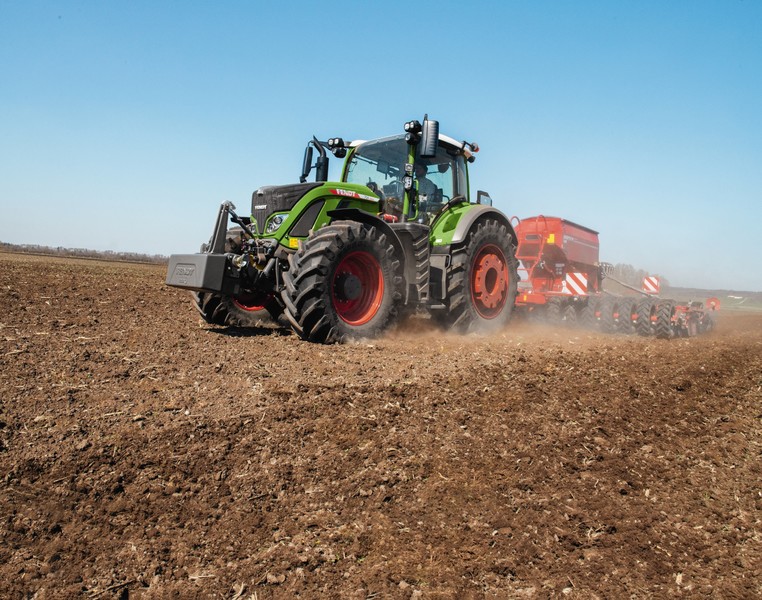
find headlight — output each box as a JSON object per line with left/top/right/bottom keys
{"left": 265, "top": 214, "right": 287, "bottom": 233}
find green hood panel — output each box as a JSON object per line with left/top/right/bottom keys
{"left": 253, "top": 182, "right": 381, "bottom": 250}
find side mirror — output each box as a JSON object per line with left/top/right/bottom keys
{"left": 476, "top": 190, "right": 493, "bottom": 206}
{"left": 300, "top": 146, "right": 314, "bottom": 183}
{"left": 419, "top": 117, "right": 439, "bottom": 158}
{"left": 312, "top": 136, "right": 329, "bottom": 182}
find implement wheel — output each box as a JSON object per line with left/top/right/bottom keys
{"left": 437, "top": 218, "right": 518, "bottom": 333}
{"left": 635, "top": 297, "right": 656, "bottom": 337}
{"left": 578, "top": 300, "right": 597, "bottom": 330}
{"left": 655, "top": 300, "right": 676, "bottom": 339}
{"left": 700, "top": 312, "right": 715, "bottom": 334}
{"left": 545, "top": 297, "right": 563, "bottom": 323}
{"left": 281, "top": 221, "right": 403, "bottom": 343}
{"left": 598, "top": 296, "right": 617, "bottom": 333}
{"left": 617, "top": 298, "right": 637, "bottom": 334}
{"left": 562, "top": 304, "right": 578, "bottom": 327}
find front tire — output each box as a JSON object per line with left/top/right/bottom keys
{"left": 281, "top": 221, "right": 404, "bottom": 343}
{"left": 192, "top": 227, "right": 280, "bottom": 327}
{"left": 438, "top": 218, "right": 518, "bottom": 333}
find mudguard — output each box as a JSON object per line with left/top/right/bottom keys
{"left": 451, "top": 205, "right": 517, "bottom": 246}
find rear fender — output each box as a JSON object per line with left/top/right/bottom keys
{"left": 431, "top": 204, "right": 517, "bottom": 247}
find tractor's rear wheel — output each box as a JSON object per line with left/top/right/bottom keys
{"left": 635, "top": 297, "right": 656, "bottom": 337}
{"left": 655, "top": 300, "right": 676, "bottom": 339}
{"left": 437, "top": 218, "right": 518, "bottom": 333}
{"left": 281, "top": 221, "right": 404, "bottom": 343}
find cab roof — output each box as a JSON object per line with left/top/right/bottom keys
{"left": 349, "top": 133, "right": 475, "bottom": 161}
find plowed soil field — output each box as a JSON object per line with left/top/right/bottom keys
{"left": 1, "top": 252, "right": 760, "bottom": 599}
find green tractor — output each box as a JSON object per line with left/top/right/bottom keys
{"left": 166, "top": 116, "right": 519, "bottom": 343}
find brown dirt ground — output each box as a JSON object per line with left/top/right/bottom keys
{"left": 1, "top": 252, "right": 760, "bottom": 599}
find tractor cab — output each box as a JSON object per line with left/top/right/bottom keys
{"left": 341, "top": 133, "right": 472, "bottom": 225}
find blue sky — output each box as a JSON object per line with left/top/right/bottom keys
{"left": 1, "top": 1, "right": 761, "bottom": 291}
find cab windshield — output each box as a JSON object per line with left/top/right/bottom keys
{"left": 344, "top": 134, "right": 468, "bottom": 222}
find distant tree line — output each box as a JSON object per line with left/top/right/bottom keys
{"left": 0, "top": 242, "right": 167, "bottom": 264}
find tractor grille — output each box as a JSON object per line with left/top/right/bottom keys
{"left": 250, "top": 183, "right": 320, "bottom": 232}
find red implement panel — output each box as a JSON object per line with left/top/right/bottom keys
{"left": 515, "top": 215, "right": 601, "bottom": 303}
{"left": 515, "top": 216, "right": 600, "bottom": 268}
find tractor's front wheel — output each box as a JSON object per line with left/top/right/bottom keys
{"left": 281, "top": 221, "right": 404, "bottom": 343}
{"left": 192, "top": 226, "right": 281, "bottom": 327}
{"left": 193, "top": 290, "right": 282, "bottom": 327}
{"left": 438, "top": 218, "right": 518, "bottom": 333}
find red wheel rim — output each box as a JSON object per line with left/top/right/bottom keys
{"left": 331, "top": 251, "right": 384, "bottom": 325}
{"left": 232, "top": 290, "right": 271, "bottom": 312}
{"left": 471, "top": 244, "right": 509, "bottom": 319}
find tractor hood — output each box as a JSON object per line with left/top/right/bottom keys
{"left": 251, "top": 182, "right": 321, "bottom": 231}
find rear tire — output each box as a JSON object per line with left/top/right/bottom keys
{"left": 281, "top": 221, "right": 404, "bottom": 343}
{"left": 437, "top": 218, "right": 518, "bottom": 334}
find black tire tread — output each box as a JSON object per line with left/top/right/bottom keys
{"left": 281, "top": 221, "right": 403, "bottom": 343}
{"left": 598, "top": 296, "right": 617, "bottom": 334}
{"left": 578, "top": 300, "right": 597, "bottom": 330}
{"left": 617, "top": 298, "right": 637, "bottom": 334}
{"left": 655, "top": 300, "right": 675, "bottom": 339}
{"left": 635, "top": 297, "right": 655, "bottom": 337}
{"left": 437, "top": 218, "right": 518, "bottom": 333}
